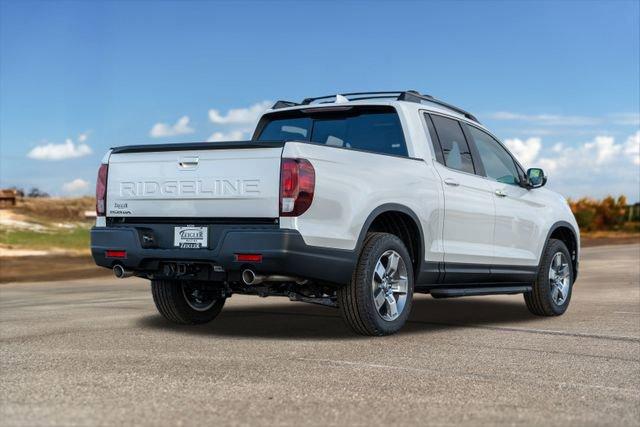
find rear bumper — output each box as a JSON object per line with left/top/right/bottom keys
{"left": 91, "top": 223, "right": 355, "bottom": 285}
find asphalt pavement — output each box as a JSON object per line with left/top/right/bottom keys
{"left": 1, "top": 244, "right": 639, "bottom": 426}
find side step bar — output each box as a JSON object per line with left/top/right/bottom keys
{"left": 430, "top": 285, "right": 532, "bottom": 299}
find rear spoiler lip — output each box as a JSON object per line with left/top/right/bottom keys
{"left": 110, "top": 140, "right": 286, "bottom": 154}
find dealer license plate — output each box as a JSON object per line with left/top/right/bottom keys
{"left": 174, "top": 226, "right": 208, "bottom": 249}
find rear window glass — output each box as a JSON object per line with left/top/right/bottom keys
{"left": 256, "top": 107, "right": 408, "bottom": 157}
{"left": 258, "top": 117, "right": 312, "bottom": 141}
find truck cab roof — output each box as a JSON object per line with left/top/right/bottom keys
{"left": 266, "top": 90, "right": 484, "bottom": 130}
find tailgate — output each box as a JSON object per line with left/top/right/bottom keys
{"left": 106, "top": 144, "right": 283, "bottom": 218}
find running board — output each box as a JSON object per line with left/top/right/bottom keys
{"left": 430, "top": 285, "right": 532, "bottom": 299}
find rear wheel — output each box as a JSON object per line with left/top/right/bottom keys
{"left": 524, "top": 239, "right": 574, "bottom": 316}
{"left": 338, "top": 232, "right": 414, "bottom": 336}
{"left": 151, "top": 280, "right": 225, "bottom": 324}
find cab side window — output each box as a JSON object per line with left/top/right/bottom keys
{"left": 424, "top": 113, "right": 444, "bottom": 164}
{"left": 430, "top": 115, "right": 475, "bottom": 174}
{"left": 466, "top": 125, "right": 520, "bottom": 185}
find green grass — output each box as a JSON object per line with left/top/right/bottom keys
{"left": 0, "top": 227, "right": 91, "bottom": 251}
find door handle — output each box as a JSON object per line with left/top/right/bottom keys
{"left": 444, "top": 178, "right": 460, "bottom": 187}
{"left": 495, "top": 189, "right": 507, "bottom": 197}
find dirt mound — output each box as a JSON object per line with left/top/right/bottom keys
{"left": 12, "top": 197, "right": 95, "bottom": 222}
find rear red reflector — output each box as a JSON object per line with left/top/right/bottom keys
{"left": 235, "top": 253, "right": 263, "bottom": 263}
{"left": 105, "top": 250, "right": 127, "bottom": 259}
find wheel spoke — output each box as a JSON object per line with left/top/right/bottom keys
{"left": 558, "top": 264, "right": 570, "bottom": 280}
{"left": 385, "top": 294, "right": 398, "bottom": 318}
{"left": 391, "top": 276, "right": 408, "bottom": 294}
{"left": 373, "top": 289, "right": 386, "bottom": 310}
{"left": 386, "top": 252, "right": 400, "bottom": 276}
{"left": 556, "top": 282, "right": 565, "bottom": 301}
{"left": 374, "top": 262, "right": 386, "bottom": 282}
{"left": 560, "top": 281, "right": 570, "bottom": 300}
{"left": 551, "top": 283, "right": 560, "bottom": 302}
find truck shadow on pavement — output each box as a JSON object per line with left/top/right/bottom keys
{"left": 137, "top": 295, "right": 541, "bottom": 340}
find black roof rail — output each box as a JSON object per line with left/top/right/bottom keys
{"left": 298, "top": 90, "right": 480, "bottom": 123}
{"left": 405, "top": 91, "right": 480, "bottom": 123}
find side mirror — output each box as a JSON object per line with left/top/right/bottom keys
{"left": 526, "top": 168, "right": 547, "bottom": 188}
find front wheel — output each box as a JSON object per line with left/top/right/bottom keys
{"left": 338, "top": 232, "right": 414, "bottom": 336}
{"left": 151, "top": 280, "right": 225, "bottom": 324}
{"left": 524, "top": 239, "right": 574, "bottom": 316}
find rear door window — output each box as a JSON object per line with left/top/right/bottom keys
{"left": 256, "top": 107, "right": 408, "bottom": 157}
{"left": 430, "top": 115, "right": 475, "bottom": 174}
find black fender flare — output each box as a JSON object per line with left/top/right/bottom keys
{"left": 354, "top": 203, "right": 426, "bottom": 276}
{"left": 541, "top": 220, "right": 580, "bottom": 279}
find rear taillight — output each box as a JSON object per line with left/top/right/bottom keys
{"left": 96, "top": 163, "right": 108, "bottom": 216}
{"left": 280, "top": 158, "right": 315, "bottom": 216}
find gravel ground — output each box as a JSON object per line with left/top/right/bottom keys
{"left": 1, "top": 244, "right": 639, "bottom": 426}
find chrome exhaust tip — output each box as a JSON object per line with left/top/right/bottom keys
{"left": 241, "top": 269, "right": 305, "bottom": 286}
{"left": 242, "top": 269, "right": 260, "bottom": 285}
{"left": 113, "top": 264, "right": 133, "bottom": 279}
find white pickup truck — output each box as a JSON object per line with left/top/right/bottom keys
{"left": 91, "top": 90, "right": 579, "bottom": 335}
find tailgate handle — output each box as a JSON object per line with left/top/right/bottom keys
{"left": 179, "top": 156, "right": 199, "bottom": 169}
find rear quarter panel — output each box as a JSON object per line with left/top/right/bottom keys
{"left": 279, "top": 142, "right": 444, "bottom": 264}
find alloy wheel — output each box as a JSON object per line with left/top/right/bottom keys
{"left": 549, "top": 252, "right": 571, "bottom": 305}
{"left": 371, "top": 250, "right": 409, "bottom": 321}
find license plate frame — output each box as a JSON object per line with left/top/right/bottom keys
{"left": 173, "top": 226, "right": 208, "bottom": 249}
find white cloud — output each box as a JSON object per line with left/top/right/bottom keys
{"left": 489, "top": 111, "right": 640, "bottom": 129}
{"left": 207, "top": 130, "right": 251, "bottom": 142}
{"left": 506, "top": 132, "right": 640, "bottom": 201}
{"left": 205, "top": 101, "right": 270, "bottom": 142}
{"left": 499, "top": 127, "right": 617, "bottom": 138}
{"left": 625, "top": 130, "right": 640, "bottom": 165}
{"left": 504, "top": 137, "right": 542, "bottom": 166}
{"left": 487, "top": 111, "right": 599, "bottom": 127}
{"left": 78, "top": 132, "right": 89, "bottom": 143}
{"left": 610, "top": 113, "right": 640, "bottom": 126}
{"left": 150, "top": 116, "right": 194, "bottom": 138}
{"left": 27, "top": 136, "right": 92, "bottom": 161}
{"left": 62, "top": 178, "right": 90, "bottom": 193}
{"left": 520, "top": 134, "right": 630, "bottom": 171}
{"left": 208, "top": 101, "right": 272, "bottom": 125}
{"left": 586, "top": 135, "right": 620, "bottom": 164}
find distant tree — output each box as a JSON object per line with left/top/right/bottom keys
{"left": 568, "top": 195, "right": 628, "bottom": 231}
{"left": 27, "top": 188, "right": 50, "bottom": 198}
{"left": 628, "top": 203, "right": 640, "bottom": 222}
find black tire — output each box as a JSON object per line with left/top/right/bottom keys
{"left": 338, "top": 232, "right": 414, "bottom": 336}
{"left": 524, "top": 239, "right": 574, "bottom": 316}
{"left": 151, "top": 280, "right": 225, "bottom": 324}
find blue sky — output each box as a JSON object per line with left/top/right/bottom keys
{"left": 1, "top": 0, "right": 639, "bottom": 200}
